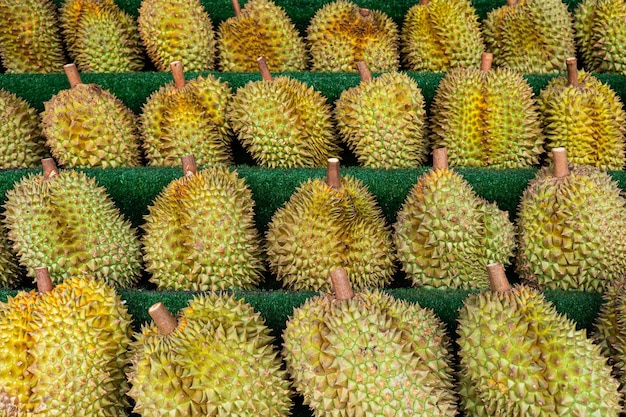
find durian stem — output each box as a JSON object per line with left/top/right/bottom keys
{"left": 356, "top": 61, "right": 372, "bottom": 82}
{"left": 149, "top": 302, "right": 178, "bottom": 336}
{"left": 181, "top": 155, "right": 197, "bottom": 176}
{"left": 326, "top": 158, "right": 341, "bottom": 189}
{"left": 359, "top": 8, "right": 370, "bottom": 17}
{"left": 330, "top": 268, "right": 354, "bottom": 301}
{"left": 487, "top": 263, "right": 512, "bottom": 293}
{"left": 433, "top": 148, "right": 448, "bottom": 169}
{"left": 419, "top": 0, "right": 430, "bottom": 5}
{"left": 506, "top": 0, "right": 517, "bottom": 5}
{"left": 257, "top": 57, "right": 273, "bottom": 81}
{"left": 35, "top": 266, "right": 53, "bottom": 294}
{"left": 170, "top": 61, "right": 185, "bottom": 89}
{"left": 480, "top": 52, "right": 493, "bottom": 72}
{"left": 552, "top": 147, "right": 569, "bottom": 178}
{"left": 41, "top": 158, "right": 58, "bottom": 180}
{"left": 63, "top": 63, "right": 82, "bottom": 88}
{"left": 566, "top": 57, "right": 579, "bottom": 87}
{"left": 231, "top": 0, "right": 241, "bottom": 16}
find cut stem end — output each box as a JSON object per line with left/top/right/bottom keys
{"left": 433, "top": 148, "right": 448, "bottom": 170}
{"left": 487, "top": 263, "right": 512, "bottom": 293}
{"left": 41, "top": 158, "right": 58, "bottom": 180}
{"left": 552, "top": 147, "right": 569, "bottom": 178}
{"left": 64, "top": 63, "right": 82, "bottom": 88}
{"left": 181, "top": 155, "right": 198, "bottom": 177}
{"left": 326, "top": 158, "right": 341, "bottom": 189}
{"left": 257, "top": 57, "right": 272, "bottom": 81}
{"left": 170, "top": 61, "right": 185, "bottom": 89}
{"left": 480, "top": 52, "right": 493, "bottom": 72}
{"left": 566, "top": 58, "right": 579, "bottom": 87}
{"left": 356, "top": 61, "right": 372, "bottom": 82}
{"left": 149, "top": 302, "right": 178, "bottom": 336}
{"left": 330, "top": 268, "right": 354, "bottom": 300}
{"left": 35, "top": 267, "right": 53, "bottom": 294}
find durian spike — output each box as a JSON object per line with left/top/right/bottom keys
{"left": 257, "top": 57, "right": 273, "bottom": 81}
{"left": 330, "top": 268, "right": 354, "bottom": 300}
{"left": 170, "top": 61, "right": 186, "bottom": 89}
{"left": 149, "top": 302, "right": 178, "bottom": 336}
{"left": 35, "top": 266, "right": 53, "bottom": 294}
{"left": 356, "top": 61, "right": 372, "bottom": 82}
{"left": 359, "top": 8, "right": 370, "bottom": 17}
{"left": 326, "top": 158, "right": 341, "bottom": 189}
{"left": 231, "top": 0, "right": 241, "bottom": 17}
{"left": 480, "top": 52, "right": 493, "bottom": 72}
{"left": 63, "top": 63, "right": 82, "bottom": 88}
{"left": 41, "top": 158, "right": 59, "bottom": 180}
{"left": 552, "top": 147, "right": 569, "bottom": 178}
{"left": 487, "top": 263, "right": 512, "bottom": 293}
{"left": 181, "top": 154, "right": 198, "bottom": 177}
{"left": 566, "top": 57, "right": 579, "bottom": 87}
{"left": 433, "top": 148, "right": 449, "bottom": 169}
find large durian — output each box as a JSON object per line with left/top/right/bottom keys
{"left": 457, "top": 263, "right": 623, "bottom": 416}
{"left": 401, "top": 0, "right": 484, "bottom": 71}
{"left": 393, "top": 148, "right": 516, "bottom": 289}
{"left": 128, "top": 295, "right": 292, "bottom": 416}
{"left": 537, "top": 58, "right": 626, "bottom": 170}
{"left": 217, "top": 0, "right": 307, "bottom": 72}
{"left": 306, "top": 0, "right": 399, "bottom": 72}
{"left": 266, "top": 159, "right": 395, "bottom": 291}
{"left": 282, "top": 268, "right": 458, "bottom": 417}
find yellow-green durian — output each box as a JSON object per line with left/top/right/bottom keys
{"left": 0, "top": 230, "right": 21, "bottom": 289}
{"left": 306, "top": 0, "right": 399, "bottom": 72}
{"left": 217, "top": 0, "right": 307, "bottom": 72}
{"left": 401, "top": 0, "right": 484, "bottom": 71}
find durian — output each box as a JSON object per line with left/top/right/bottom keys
{"left": 0, "top": 229, "right": 21, "bottom": 289}
{"left": 217, "top": 0, "right": 307, "bottom": 72}
{"left": 140, "top": 61, "right": 233, "bottom": 167}
{"left": 266, "top": 158, "right": 395, "bottom": 291}
{"left": 306, "top": 0, "right": 399, "bottom": 72}
{"left": 334, "top": 61, "right": 428, "bottom": 168}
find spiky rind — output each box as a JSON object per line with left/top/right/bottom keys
{"left": 0, "top": 230, "right": 21, "bottom": 289}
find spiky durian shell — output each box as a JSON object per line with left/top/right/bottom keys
{"left": 266, "top": 176, "right": 395, "bottom": 291}
{"left": 458, "top": 284, "right": 622, "bottom": 416}
{"left": 0, "top": 0, "right": 65, "bottom": 73}
{"left": 537, "top": 70, "right": 626, "bottom": 170}
{"left": 393, "top": 167, "right": 515, "bottom": 289}
{"left": 0, "top": 230, "right": 21, "bottom": 289}
{"left": 142, "top": 167, "right": 265, "bottom": 291}
{"left": 401, "top": 0, "right": 484, "bottom": 71}
{"left": 283, "top": 289, "right": 457, "bottom": 417}
{"left": 41, "top": 83, "right": 140, "bottom": 168}
{"left": 137, "top": 0, "right": 215, "bottom": 71}
{"left": 306, "top": 0, "right": 399, "bottom": 72}
{"left": 217, "top": 0, "right": 307, "bottom": 72}
{"left": 3, "top": 170, "right": 142, "bottom": 288}
{"left": 516, "top": 164, "right": 626, "bottom": 291}
{"left": 430, "top": 67, "right": 544, "bottom": 168}
{"left": 128, "top": 294, "right": 292, "bottom": 417}
{"left": 229, "top": 76, "right": 339, "bottom": 168}
{"left": 334, "top": 72, "right": 428, "bottom": 168}
{"left": 483, "top": 0, "right": 576, "bottom": 73}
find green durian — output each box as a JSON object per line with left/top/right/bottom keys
{"left": 0, "top": 230, "right": 21, "bottom": 289}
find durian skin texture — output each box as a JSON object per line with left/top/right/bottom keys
{"left": 306, "top": 0, "right": 399, "bottom": 72}
{"left": 457, "top": 284, "right": 622, "bottom": 416}
{"left": 0, "top": 230, "right": 21, "bottom": 289}
{"left": 393, "top": 167, "right": 515, "bottom": 289}
{"left": 142, "top": 167, "right": 265, "bottom": 291}
{"left": 217, "top": 0, "right": 307, "bottom": 72}
{"left": 3, "top": 170, "right": 142, "bottom": 289}
{"left": 282, "top": 289, "right": 457, "bottom": 417}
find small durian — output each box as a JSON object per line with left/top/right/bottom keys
{"left": 307, "top": 0, "right": 399, "bottom": 72}
{"left": 393, "top": 148, "right": 516, "bottom": 289}
{"left": 282, "top": 268, "right": 458, "bottom": 417}
{"left": 41, "top": 64, "right": 141, "bottom": 168}
{"left": 458, "top": 263, "right": 623, "bottom": 416}
{"left": 217, "top": 0, "right": 307, "bottom": 72}
{"left": 334, "top": 61, "right": 428, "bottom": 168}
{"left": 142, "top": 155, "right": 265, "bottom": 291}
{"left": 141, "top": 61, "right": 233, "bottom": 167}
{"left": 401, "top": 0, "right": 484, "bottom": 71}
{"left": 537, "top": 58, "right": 626, "bottom": 170}
{"left": 228, "top": 57, "right": 339, "bottom": 168}
{"left": 266, "top": 159, "right": 395, "bottom": 291}
{"left": 429, "top": 53, "right": 544, "bottom": 168}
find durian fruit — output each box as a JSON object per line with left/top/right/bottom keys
{"left": 401, "top": 0, "right": 484, "bottom": 71}
{"left": 0, "top": 0, "right": 65, "bottom": 73}
{"left": 483, "top": 0, "right": 576, "bottom": 73}
{"left": 429, "top": 52, "right": 544, "bottom": 168}
{"left": 228, "top": 57, "right": 339, "bottom": 168}
{"left": 334, "top": 61, "right": 428, "bottom": 168}
{"left": 138, "top": 0, "right": 216, "bottom": 71}
{"left": 0, "top": 229, "right": 22, "bottom": 289}
{"left": 282, "top": 268, "right": 458, "bottom": 417}
{"left": 266, "top": 158, "right": 395, "bottom": 291}
{"left": 537, "top": 58, "right": 626, "bottom": 170}
{"left": 59, "top": 0, "right": 144, "bottom": 72}
{"left": 393, "top": 148, "right": 516, "bottom": 289}
{"left": 306, "top": 0, "right": 399, "bottom": 72}
{"left": 142, "top": 155, "right": 265, "bottom": 291}
{"left": 217, "top": 0, "right": 307, "bottom": 72}
{"left": 0, "top": 89, "right": 48, "bottom": 169}
{"left": 128, "top": 295, "right": 292, "bottom": 416}
{"left": 3, "top": 158, "right": 142, "bottom": 288}
{"left": 516, "top": 148, "right": 626, "bottom": 291}
{"left": 41, "top": 64, "right": 141, "bottom": 168}
{"left": 457, "top": 263, "right": 623, "bottom": 416}
{"left": 141, "top": 61, "right": 233, "bottom": 167}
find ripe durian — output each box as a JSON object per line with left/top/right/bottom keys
{"left": 141, "top": 61, "right": 233, "bottom": 167}
{"left": 307, "top": 0, "right": 399, "bottom": 72}
{"left": 41, "top": 64, "right": 141, "bottom": 168}
{"left": 393, "top": 148, "right": 516, "bottom": 289}
{"left": 3, "top": 158, "right": 142, "bottom": 288}
{"left": 401, "top": 0, "right": 484, "bottom": 71}
{"left": 128, "top": 296, "right": 292, "bottom": 416}
{"left": 0, "top": 230, "right": 21, "bottom": 289}
{"left": 266, "top": 159, "right": 395, "bottom": 291}
{"left": 429, "top": 53, "right": 544, "bottom": 168}
{"left": 516, "top": 148, "right": 626, "bottom": 291}
{"left": 282, "top": 268, "right": 458, "bottom": 417}
{"left": 0, "top": 0, "right": 65, "bottom": 73}
{"left": 334, "top": 61, "right": 428, "bottom": 168}
{"left": 217, "top": 0, "right": 307, "bottom": 72}
{"left": 228, "top": 57, "right": 339, "bottom": 168}
{"left": 483, "top": 0, "right": 576, "bottom": 73}
{"left": 142, "top": 155, "right": 265, "bottom": 291}
{"left": 457, "top": 263, "right": 623, "bottom": 416}
{"left": 138, "top": 0, "right": 216, "bottom": 71}
{"left": 537, "top": 58, "right": 626, "bottom": 170}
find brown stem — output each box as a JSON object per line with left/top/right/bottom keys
{"left": 566, "top": 57, "right": 579, "bottom": 87}
{"left": 480, "top": 52, "right": 493, "bottom": 72}
{"left": 231, "top": 0, "right": 241, "bottom": 16}
{"left": 326, "top": 158, "right": 341, "bottom": 189}
{"left": 41, "top": 158, "right": 59, "bottom": 180}
{"left": 35, "top": 266, "right": 53, "bottom": 294}
{"left": 170, "top": 61, "right": 185, "bottom": 89}
{"left": 432, "top": 148, "right": 448, "bottom": 169}
{"left": 506, "top": 0, "right": 517, "bottom": 5}
{"left": 330, "top": 268, "right": 354, "bottom": 301}
{"left": 64, "top": 63, "right": 82, "bottom": 88}
{"left": 419, "top": 0, "right": 429, "bottom": 4}
{"left": 149, "top": 302, "right": 178, "bottom": 336}
{"left": 257, "top": 57, "right": 273, "bottom": 81}
{"left": 181, "top": 154, "right": 198, "bottom": 177}
{"left": 552, "top": 147, "right": 569, "bottom": 178}
{"left": 356, "top": 61, "right": 372, "bottom": 82}
{"left": 359, "top": 8, "right": 370, "bottom": 17}
{"left": 487, "top": 263, "right": 512, "bottom": 293}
